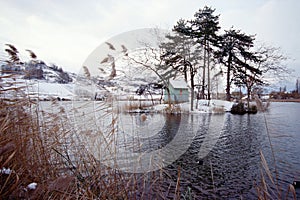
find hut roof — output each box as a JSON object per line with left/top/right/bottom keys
{"left": 169, "top": 79, "right": 189, "bottom": 89}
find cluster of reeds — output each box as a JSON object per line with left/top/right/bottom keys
{"left": 163, "top": 104, "right": 182, "bottom": 114}
{"left": 0, "top": 78, "right": 80, "bottom": 197}
{"left": 254, "top": 95, "right": 270, "bottom": 112}
{"left": 0, "top": 75, "right": 86, "bottom": 198}
{"left": 0, "top": 74, "right": 186, "bottom": 199}
{"left": 122, "top": 100, "right": 154, "bottom": 112}
{"left": 212, "top": 106, "right": 225, "bottom": 114}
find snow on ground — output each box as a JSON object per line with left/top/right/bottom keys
{"left": 27, "top": 182, "right": 38, "bottom": 190}
{"left": 27, "top": 81, "right": 74, "bottom": 100}
{"left": 1, "top": 76, "right": 233, "bottom": 114}
{"left": 0, "top": 167, "right": 12, "bottom": 175}
{"left": 133, "top": 99, "right": 234, "bottom": 114}
{"left": 1, "top": 77, "right": 75, "bottom": 100}
{"left": 180, "top": 99, "right": 233, "bottom": 113}
{"left": 196, "top": 99, "right": 233, "bottom": 112}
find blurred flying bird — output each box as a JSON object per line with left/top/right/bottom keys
{"left": 26, "top": 49, "right": 37, "bottom": 59}
{"left": 105, "top": 42, "right": 116, "bottom": 50}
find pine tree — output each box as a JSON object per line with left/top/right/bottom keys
{"left": 215, "top": 28, "right": 261, "bottom": 101}
{"left": 175, "top": 6, "right": 220, "bottom": 101}
{"left": 160, "top": 19, "right": 202, "bottom": 110}
{"left": 163, "top": 6, "right": 220, "bottom": 109}
{"left": 191, "top": 6, "right": 220, "bottom": 100}
{"left": 161, "top": 19, "right": 195, "bottom": 82}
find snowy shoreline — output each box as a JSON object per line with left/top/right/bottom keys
{"left": 126, "top": 99, "right": 234, "bottom": 114}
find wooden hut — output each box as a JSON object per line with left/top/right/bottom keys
{"left": 164, "top": 79, "right": 189, "bottom": 103}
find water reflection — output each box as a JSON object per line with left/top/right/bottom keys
{"left": 117, "top": 113, "right": 181, "bottom": 152}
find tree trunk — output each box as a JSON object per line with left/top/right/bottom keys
{"left": 190, "top": 88, "right": 194, "bottom": 111}
{"left": 184, "top": 65, "right": 188, "bottom": 82}
{"left": 160, "top": 88, "right": 163, "bottom": 104}
{"left": 148, "top": 91, "right": 154, "bottom": 106}
{"left": 247, "top": 87, "right": 251, "bottom": 111}
{"left": 202, "top": 45, "right": 206, "bottom": 99}
{"left": 207, "top": 42, "right": 211, "bottom": 101}
{"left": 166, "top": 87, "right": 172, "bottom": 108}
{"left": 190, "top": 67, "right": 195, "bottom": 111}
{"left": 226, "top": 54, "right": 232, "bottom": 101}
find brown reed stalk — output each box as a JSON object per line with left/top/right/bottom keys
{"left": 174, "top": 166, "right": 181, "bottom": 200}
{"left": 256, "top": 114, "right": 297, "bottom": 200}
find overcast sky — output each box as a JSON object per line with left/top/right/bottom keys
{"left": 1, "top": 0, "right": 299, "bottom": 85}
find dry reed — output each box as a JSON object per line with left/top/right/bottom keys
{"left": 0, "top": 74, "right": 179, "bottom": 199}
{"left": 255, "top": 114, "right": 297, "bottom": 200}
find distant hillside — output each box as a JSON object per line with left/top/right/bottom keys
{"left": 1, "top": 60, "right": 76, "bottom": 84}
{"left": 0, "top": 58, "right": 163, "bottom": 101}
{"left": 0, "top": 60, "right": 78, "bottom": 100}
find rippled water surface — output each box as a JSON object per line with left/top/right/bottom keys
{"left": 178, "top": 102, "right": 299, "bottom": 199}
{"left": 40, "top": 101, "right": 300, "bottom": 199}
{"left": 118, "top": 102, "right": 300, "bottom": 199}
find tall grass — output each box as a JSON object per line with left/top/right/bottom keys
{"left": 0, "top": 75, "right": 80, "bottom": 198}
{"left": 254, "top": 95, "right": 270, "bottom": 112}
{"left": 0, "top": 74, "right": 184, "bottom": 199}
{"left": 255, "top": 114, "right": 297, "bottom": 200}
{"left": 122, "top": 100, "right": 155, "bottom": 112}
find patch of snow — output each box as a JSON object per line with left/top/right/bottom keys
{"left": 25, "top": 81, "right": 75, "bottom": 100}
{"left": 261, "top": 95, "right": 270, "bottom": 100}
{"left": 153, "top": 104, "right": 168, "bottom": 111}
{"left": 1, "top": 76, "right": 76, "bottom": 100}
{"left": 27, "top": 182, "right": 37, "bottom": 190}
{"left": 149, "top": 99, "right": 233, "bottom": 114}
{"left": 209, "top": 99, "right": 233, "bottom": 112}
{"left": 0, "top": 167, "right": 12, "bottom": 175}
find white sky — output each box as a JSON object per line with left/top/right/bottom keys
{"left": 0, "top": 0, "right": 299, "bottom": 83}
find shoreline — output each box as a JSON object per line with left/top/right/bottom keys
{"left": 269, "top": 99, "right": 300, "bottom": 103}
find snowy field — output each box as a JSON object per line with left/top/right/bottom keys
{"left": 2, "top": 76, "right": 233, "bottom": 114}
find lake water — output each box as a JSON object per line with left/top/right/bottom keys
{"left": 40, "top": 101, "right": 300, "bottom": 199}
{"left": 158, "top": 102, "right": 300, "bottom": 199}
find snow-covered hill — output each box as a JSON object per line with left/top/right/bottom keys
{"left": 1, "top": 60, "right": 76, "bottom": 83}
{"left": 1, "top": 60, "right": 77, "bottom": 100}
{"left": 1, "top": 56, "right": 163, "bottom": 101}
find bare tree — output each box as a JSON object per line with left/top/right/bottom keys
{"left": 255, "top": 43, "right": 290, "bottom": 81}
{"left": 234, "top": 43, "right": 290, "bottom": 110}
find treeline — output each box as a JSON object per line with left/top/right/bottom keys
{"left": 270, "top": 80, "right": 300, "bottom": 100}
